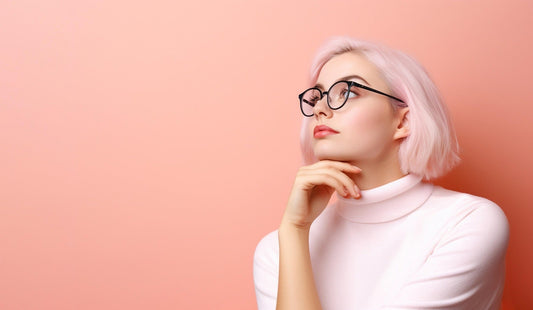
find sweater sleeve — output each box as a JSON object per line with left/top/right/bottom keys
{"left": 381, "top": 199, "right": 509, "bottom": 310}
{"left": 253, "top": 230, "right": 279, "bottom": 310}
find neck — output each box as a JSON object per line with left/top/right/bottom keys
{"left": 347, "top": 150, "right": 406, "bottom": 190}
{"left": 351, "top": 168, "right": 407, "bottom": 191}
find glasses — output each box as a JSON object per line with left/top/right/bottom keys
{"left": 298, "top": 80, "right": 405, "bottom": 117}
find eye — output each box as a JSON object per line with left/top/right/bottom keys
{"left": 340, "top": 86, "right": 360, "bottom": 100}
{"left": 346, "top": 90, "right": 358, "bottom": 99}
{"left": 349, "top": 84, "right": 362, "bottom": 98}
{"left": 303, "top": 95, "right": 320, "bottom": 107}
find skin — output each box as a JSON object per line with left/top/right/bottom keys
{"left": 276, "top": 52, "right": 410, "bottom": 310}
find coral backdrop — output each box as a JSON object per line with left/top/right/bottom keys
{"left": 1, "top": 0, "right": 531, "bottom": 309}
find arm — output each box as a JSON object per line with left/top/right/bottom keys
{"left": 382, "top": 200, "right": 509, "bottom": 309}
{"left": 276, "top": 161, "right": 361, "bottom": 310}
{"left": 276, "top": 222, "right": 320, "bottom": 310}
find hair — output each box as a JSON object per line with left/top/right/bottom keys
{"left": 300, "top": 36, "right": 460, "bottom": 180}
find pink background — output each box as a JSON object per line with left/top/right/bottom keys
{"left": 1, "top": 0, "right": 532, "bottom": 309}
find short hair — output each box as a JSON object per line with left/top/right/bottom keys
{"left": 300, "top": 36, "right": 460, "bottom": 180}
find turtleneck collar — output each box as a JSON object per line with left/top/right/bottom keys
{"left": 335, "top": 174, "right": 433, "bottom": 223}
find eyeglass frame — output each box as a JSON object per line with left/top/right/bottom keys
{"left": 298, "top": 80, "right": 405, "bottom": 117}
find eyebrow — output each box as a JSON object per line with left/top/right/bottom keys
{"left": 315, "top": 75, "right": 371, "bottom": 89}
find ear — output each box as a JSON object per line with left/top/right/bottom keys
{"left": 393, "top": 107, "right": 410, "bottom": 140}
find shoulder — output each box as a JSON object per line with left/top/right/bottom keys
{"left": 253, "top": 231, "right": 279, "bottom": 307}
{"left": 429, "top": 186, "right": 508, "bottom": 226}
{"left": 426, "top": 186, "right": 510, "bottom": 261}
{"left": 254, "top": 230, "right": 279, "bottom": 268}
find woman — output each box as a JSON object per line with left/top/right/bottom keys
{"left": 253, "top": 37, "right": 509, "bottom": 310}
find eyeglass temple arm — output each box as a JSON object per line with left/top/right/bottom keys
{"left": 350, "top": 82, "right": 405, "bottom": 104}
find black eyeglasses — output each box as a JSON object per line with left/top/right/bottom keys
{"left": 298, "top": 80, "right": 405, "bottom": 117}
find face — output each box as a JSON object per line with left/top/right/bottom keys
{"left": 309, "top": 51, "right": 408, "bottom": 165}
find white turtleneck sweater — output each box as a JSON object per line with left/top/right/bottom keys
{"left": 253, "top": 175, "right": 509, "bottom": 310}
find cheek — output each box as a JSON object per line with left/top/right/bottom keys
{"left": 339, "top": 105, "right": 397, "bottom": 153}
{"left": 341, "top": 106, "right": 392, "bottom": 134}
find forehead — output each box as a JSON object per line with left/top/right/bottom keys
{"left": 316, "top": 52, "right": 386, "bottom": 89}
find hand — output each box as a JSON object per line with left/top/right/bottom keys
{"left": 281, "top": 160, "right": 362, "bottom": 229}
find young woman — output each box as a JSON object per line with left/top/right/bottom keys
{"left": 253, "top": 37, "right": 509, "bottom": 310}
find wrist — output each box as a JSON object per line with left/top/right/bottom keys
{"left": 279, "top": 218, "right": 312, "bottom": 234}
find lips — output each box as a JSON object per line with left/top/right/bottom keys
{"left": 314, "top": 125, "right": 339, "bottom": 138}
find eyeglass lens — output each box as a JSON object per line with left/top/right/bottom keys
{"left": 300, "top": 81, "right": 356, "bottom": 116}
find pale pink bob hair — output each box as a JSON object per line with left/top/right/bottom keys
{"left": 300, "top": 36, "right": 460, "bottom": 180}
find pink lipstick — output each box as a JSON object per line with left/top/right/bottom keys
{"left": 314, "top": 125, "right": 339, "bottom": 138}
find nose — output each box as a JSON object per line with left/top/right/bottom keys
{"left": 313, "top": 94, "right": 333, "bottom": 119}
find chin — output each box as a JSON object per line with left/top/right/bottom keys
{"left": 313, "top": 140, "right": 352, "bottom": 159}
{"left": 313, "top": 151, "right": 355, "bottom": 162}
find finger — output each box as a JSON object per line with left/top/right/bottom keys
{"left": 313, "top": 161, "right": 362, "bottom": 197}
{"left": 300, "top": 167, "right": 359, "bottom": 198}
{"left": 297, "top": 173, "right": 351, "bottom": 198}
{"left": 308, "top": 160, "right": 362, "bottom": 174}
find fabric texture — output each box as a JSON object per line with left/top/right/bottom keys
{"left": 253, "top": 174, "right": 509, "bottom": 310}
